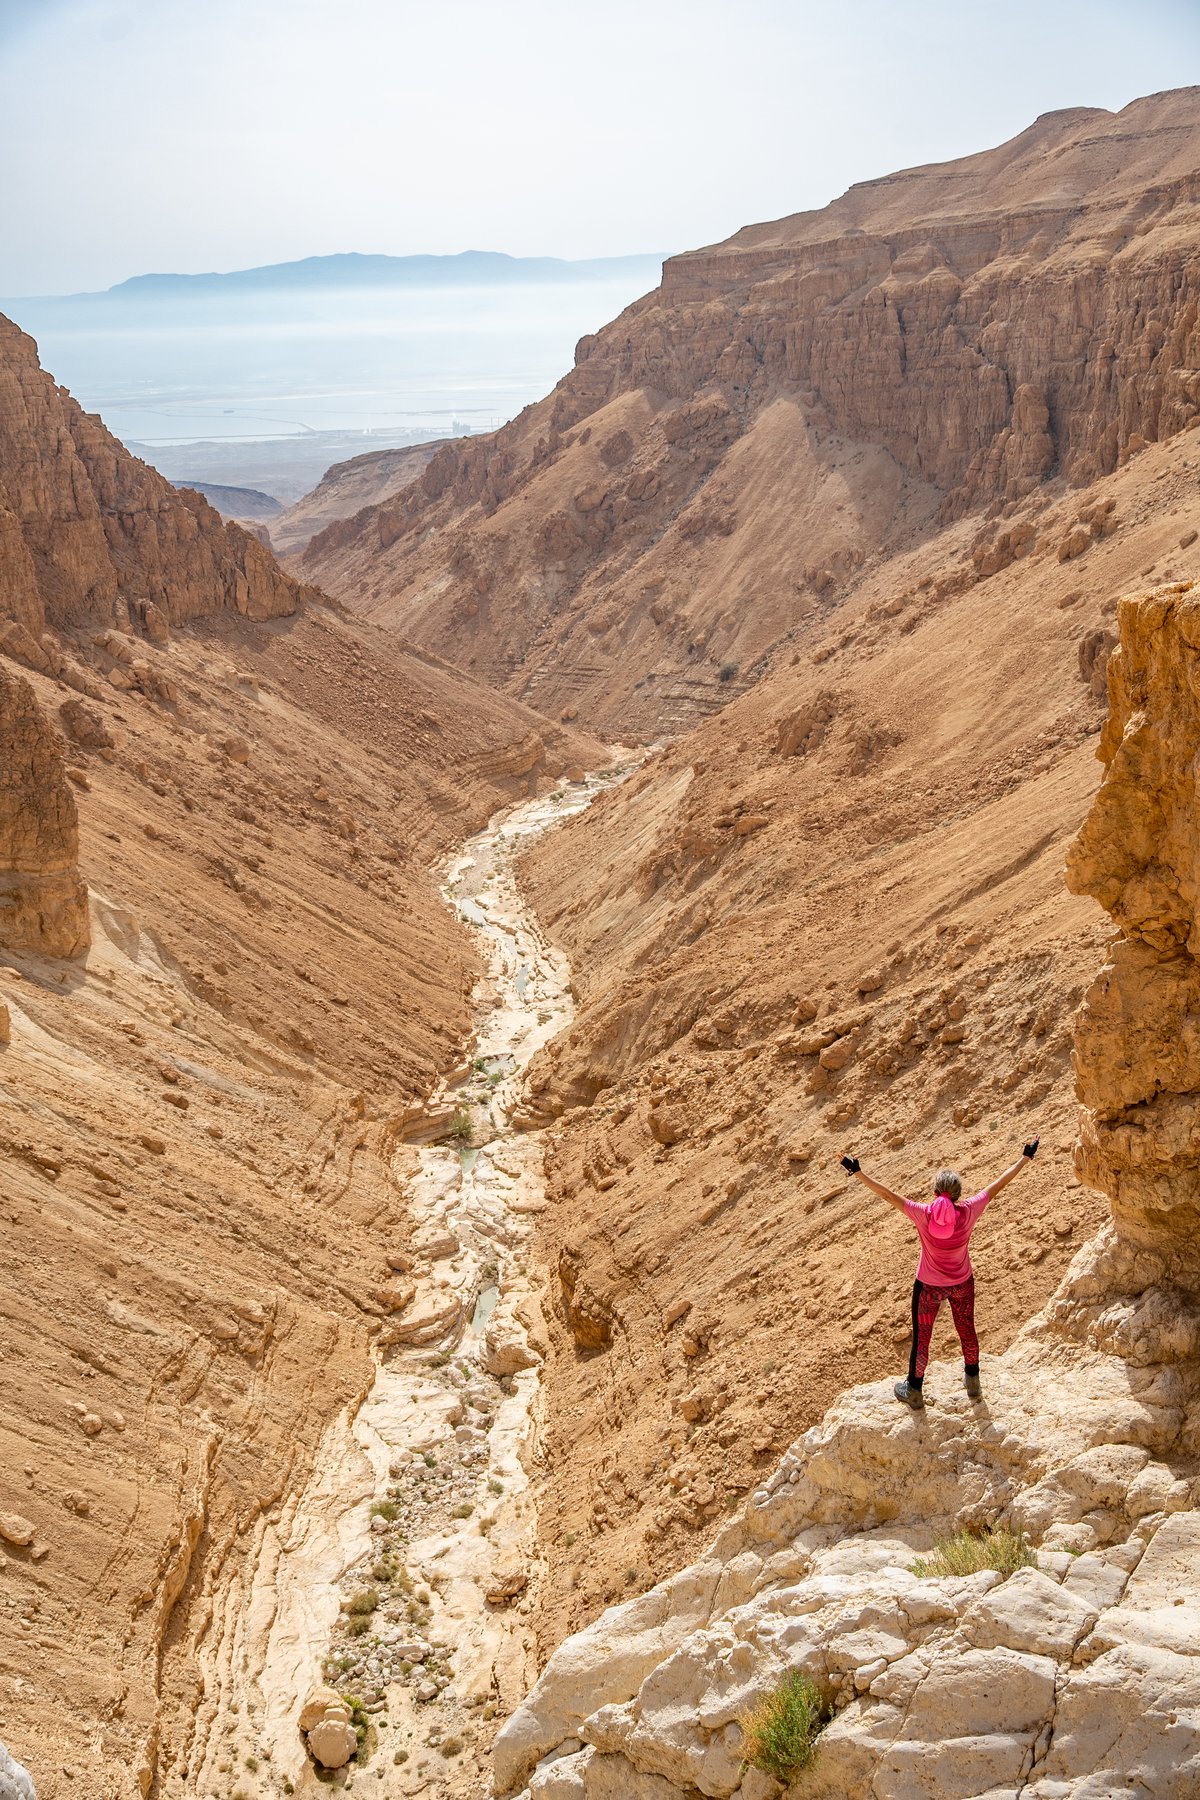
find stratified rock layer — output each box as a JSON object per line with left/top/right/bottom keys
{"left": 0, "top": 661, "right": 89, "bottom": 956}
{"left": 0, "top": 314, "right": 306, "bottom": 637}
{"left": 299, "top": 88, "right": 1200, "bottom": 736}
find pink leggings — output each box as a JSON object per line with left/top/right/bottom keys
{"left": 908, "top": 1277, "right": 979, "bottom": 1383}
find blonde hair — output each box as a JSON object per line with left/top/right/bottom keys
{"left": 934, "top": 1169, "right": 963, "bottom": 1202}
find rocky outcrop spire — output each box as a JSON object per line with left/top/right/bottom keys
{"left": 0, "top": 661, "right": 89, "bottom": 957}
{"left": 1068, "top": 583, "right": 1200, "bottom": 1285}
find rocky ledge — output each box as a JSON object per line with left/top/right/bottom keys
{"left": 492, "top": 586, "right": 1200, "bottom": 1800}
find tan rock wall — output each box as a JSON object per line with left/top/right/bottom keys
{"left": 1068, "top": 582, "right": 1200, "bottom": 1281}
{"left": 0, "top": 662, "right": 89, "bottom": 957}
{"left": 296, "top": 92, "right": 1200, "bottom": 736}
{"left": 0, "top": 315, "right": 306, "bottom": 638}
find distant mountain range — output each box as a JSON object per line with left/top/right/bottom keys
{"left": 7, "top": 250, "right": 666, "bottom": 307}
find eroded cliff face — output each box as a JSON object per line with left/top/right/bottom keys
{"left": 491, "top": 583, "right": 1200, "bottom": 1800}
{"left": 0, "top": 663, "right": 89, "bottom": 957}
{"left": 0, "top": 315, "right": 306, "bottom": 645}
{"left": 297, "top": 88, "right": 1200, "bottom": 736}
{"left": 0, "top": 327, "right": 603, "bottom": 1800}
{"left": 1068, "top": 585, "right": 1200, "bottom": 1278}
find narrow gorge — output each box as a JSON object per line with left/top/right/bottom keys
{"left": 2, "top": 82, "right": 1200, "bottom": 1800}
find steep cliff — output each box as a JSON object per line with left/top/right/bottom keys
{"left": 0, "top": 315, "right": 305, "bottom": 643}
{"left": 491, "top": 582, "right": 1200, "bottom": 1800}
{"left": 298, "top": 88, "right": 1200, "bottom": 736}
{"left": 0, "top": 326, "right": 602, "bottom": 1800}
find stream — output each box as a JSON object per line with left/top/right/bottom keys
{"left": 245, "top": 771, "right": 619, "bottom": 1800}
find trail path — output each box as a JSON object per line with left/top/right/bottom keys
{"left": 245, "top": 772, "right": 622, "bottom": 1800}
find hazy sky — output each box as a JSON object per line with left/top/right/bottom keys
{"left": 2, "top": 0, "right": 1198, "bottom": 294}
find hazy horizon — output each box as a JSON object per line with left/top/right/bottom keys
{"left": 2, "top": 0, "right": 1197, "bottom": 296}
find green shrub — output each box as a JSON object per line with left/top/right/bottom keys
{"left": 346, "top": 1587, "right": 379, "bottom": 1615}
{"left": 718, "top": 661, "right": 739, "bottom": 683}
{"left": 370, "top": 1500, "right": 399, "bottom": 1522}
{"left": 346, "top": 1615, "right": 371, "bottom": 1637}
{"left": 912, "top": 1527, "right": 1034, "bottom": 1580}
{"left": 740, "top": 1670, "right": 829, "bottom": 1782}
{"left": 448, "top": 1106, "right": 473, "bottom": 1144}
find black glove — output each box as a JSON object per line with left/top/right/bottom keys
{"left": 841, "top": 1155, "right": 861, "bottom": 1174}
{"left": 1023, "top": 1137, "right": 1039, "bottom": 1160}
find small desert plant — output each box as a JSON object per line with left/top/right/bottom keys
{"left": 740, "top": 1670, "right": 829, "bottom": 1782}
{"left": 370, "top": 1499, "right": 400, "bottom": 1521}
{"left": 345, "top": 1587, "right": 379, "bottom": 1616}
{"left": 912, "top": 1527, "right": 1034, "bottom": 1580}
{"left": 718, "top": 661, "right": 739, "bottom": 683}
{"left": 448, "top": 1106, "right": 473, "bottom": 1143}
{"left": 450, "top": 1502, "right": 473, "bottom": 1519}
{"left": 439, "top": 1737, "right": 464, "bottom": 1757}
{"left": 346, "top": 1615, "right": 371, "bottom": 1637}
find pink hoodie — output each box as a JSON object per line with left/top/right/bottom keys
{"left": 902, "top": 1192, "right": 991, "bottom": 1285}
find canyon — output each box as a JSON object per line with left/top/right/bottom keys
{"left": 295, "top": 88, "right": 1200, "bottom": 740}
{"left": 2, "top": 83, "right": 1200, "bottom": 1800}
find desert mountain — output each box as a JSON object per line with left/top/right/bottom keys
{"left": 5, "top": 86, "right": 1200, "bottom": 1800}
{"left": 298, "top": 88, "right": 1200, "bottom": 737}
{"left": 270, "top": 442, "right": 449, "bottom": 557}
{"left": 0, "top": 316, "right": 599, "bottom": 1796}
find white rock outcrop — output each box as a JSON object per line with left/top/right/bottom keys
{"left": 0, "top": 1742, "right": 35, "bottom": 1800}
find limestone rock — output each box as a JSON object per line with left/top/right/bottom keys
{"left": 1067, "top": 584, "right": 1200, "bottom": 1277}
{"left": 58, "top": 698, "right": 113, "bottom": 751}
{"left": 306, "top": 1718, "right": 358, "bottom": 1769}
{"left": 298, "top": 1686, "right": 348, "bottom": 1733}
{"left": 0, "top": 1741, "right": 35, "bottom": 1800}
{"left": 301, "top": 1686, "right": 357, "bottom": 1769}
{"left": 486, "top": 1560, "right": 531, "bottom": 1605}
{"left": 0, "top": 664, "right": 89, "bottom": 957}
{"left": 0, "top": 1513, "right": 34, "bottom": 1547}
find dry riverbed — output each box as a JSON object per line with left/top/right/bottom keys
{"left": 237, "top": 772, "right": 623, "bottom": 1800}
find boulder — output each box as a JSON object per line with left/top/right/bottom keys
{"left": 0, "top": 1740, "right": 35, "bottom": 1800}
{"left": 306, "top": 1718, "right": 358, "bottom": 1769}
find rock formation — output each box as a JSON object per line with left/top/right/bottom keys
{"left": 1068, "top": 584, "right": 1200, "bottom": 1282}
{"left": 0, "top": 323, "right": 602, "bottom": 1796}
{"left": 0, "top": 1742, "right": 35, "bottom": 1800}
{"left": 270, "top": 439, "right": 448, "bottom": 556}
{"left": 505, "top": 417, "right": 1200, "bottom": 1647}
{"left": 298, "top": 88, "right": 1200, "bottom": 736}
{"left": 0, "top": 662, "right": 89, "bottom": 956}
{"left": 0, "top": 314, "right": 308, "bottom": 644}
{"left": 492, "top": 584, "right": 1200, "bottom": 1800}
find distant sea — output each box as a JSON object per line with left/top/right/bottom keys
{"left": 3, "top": 253, "right": 662, "bottom": 499}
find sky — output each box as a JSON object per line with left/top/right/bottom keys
{"left": 2, "top": 0, "right": 1198, "bottom": 295}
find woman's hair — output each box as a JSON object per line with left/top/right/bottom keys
{"left": 934, "top": 1169, "right": 963, "bottom": 1202}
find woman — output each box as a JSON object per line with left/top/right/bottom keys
{"left": 839, "top": 1140, "right": 1039, "bottom": 1409}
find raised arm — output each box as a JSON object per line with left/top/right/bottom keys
{"left": 840, "top": 1155, "right": 909, "bottom": 1214}
{"left": 981, "top": 1137, "right": 1040, "bottom": 1202}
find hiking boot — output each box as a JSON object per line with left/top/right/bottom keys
{"left": 964, "top": 1372, "right": 983, "bottom": 1401}
{"left": 894, "top": 1379, "right": 925, "bottom": 1411}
